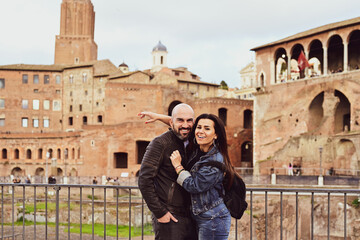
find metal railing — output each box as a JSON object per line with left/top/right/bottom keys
{"left": 0, "top": 183, "right": 359, "bottom": 240}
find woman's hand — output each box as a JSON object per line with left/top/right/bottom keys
{"left": 170, "top": 150, "right": 182, "bottom": 169}
{"left": 138, "top": 112, "right": 171, "bottom": 125}
{"left": 138, "top": 111, "right": 159, "bottom": 124}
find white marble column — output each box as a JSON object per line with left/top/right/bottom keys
{"left": 305, "top": 50, "right": 309, "bottom": 78}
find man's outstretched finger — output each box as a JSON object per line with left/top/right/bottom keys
{"left": 169, "top": 213, "right": 178, "bottom": 223}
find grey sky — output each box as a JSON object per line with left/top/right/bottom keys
{"left": 0, "top": 0, "right": 359, "bottom": 87}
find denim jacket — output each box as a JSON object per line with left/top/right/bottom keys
{"left": 177, "top": 145, "right": 224, "bottom": 215}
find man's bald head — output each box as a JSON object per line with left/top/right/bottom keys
{"left": 170, "top": 103, "right": 194, "bottom": 140}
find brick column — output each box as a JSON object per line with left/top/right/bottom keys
{"left": 343, "top": 41, "right": 348, "bottom": 72}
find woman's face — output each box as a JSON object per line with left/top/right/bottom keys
{"left": 195, "top": 118, "right": 217, "bottom": 152}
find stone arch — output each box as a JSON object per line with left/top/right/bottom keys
{"left": 168, "top": 100, "right": 182, "bottom": 116}
{"left": 11, "top": 167, "right": 22, "bottom": 177}
{"left": 308, "top": 92, "right": 324, "bottom": 132}
{"left": 334, "top": 90, "right": 350, "bottom": 133}
{"left": 290, "top": 44, "right": 306, "bottom": 79}
{"left": 348, "top": 30, "right": 360, "bottom": 70}
{"left": 243, "top": 109, "right": 253, "bottom": 129}
{"left": 35, "top": 167, "right": 45, "bottom": 176}
{"left": 241, "top": 141, "right": 253, "bottom": 168}
{"left": 327, "top": 35, "right": 344, "bottom": 73}
{"left": 57, "top": 168, "right": 63, "bottom": 176}
{"left": 334, "top": 139, "right": 357, "bottom": 173}
{"left": 274, "top": 47, "right": 288, "bottom": 83}
{"left": 70, "top": 168, "right": 77, "bottom": 177}
{"left": 308, "top": 39, "right": 323, "bottom": 75}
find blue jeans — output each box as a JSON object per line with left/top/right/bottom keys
{"left": 193, "top": 203, "right": 231, "bottom": 240}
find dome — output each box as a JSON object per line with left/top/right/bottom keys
{"left": 119, "top": 62, "right": 128, "bottom": 67}
{"left": 152, "top": 41, "right": 167, "bottom": 51}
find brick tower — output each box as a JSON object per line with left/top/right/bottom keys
{"left": 54, "top": 0, "right": 98, "bottom": 64}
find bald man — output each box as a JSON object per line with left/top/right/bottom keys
{"left": 138, "top": 104, "right": 197, "bottom": 240}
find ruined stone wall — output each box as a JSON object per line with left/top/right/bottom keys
{"left": 254, "top": 71, "right": 360, "bottom": 174}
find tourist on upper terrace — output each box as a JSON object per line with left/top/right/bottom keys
{"left": 138, "top": 104, "right": 197, "bottom": 240}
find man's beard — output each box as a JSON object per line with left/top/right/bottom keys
{"left": 173, "top": 127, "right": 191, "bottom": 140}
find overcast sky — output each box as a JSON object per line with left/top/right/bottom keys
{"left": 0, "top": 0, "right": 360, "bottom": 88}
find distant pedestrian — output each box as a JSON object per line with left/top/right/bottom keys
{"left": 288, "top": 163, "right": 293, "bottom": 176}
{"left": 25, "top": 177, "right": 31, "bottom": 184}
{"left": 92, "top": 177, "right": 98, "bottom": 184}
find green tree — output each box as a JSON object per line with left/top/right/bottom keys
{"left": 220, "top": 80, "right": 228, "bottom": 90}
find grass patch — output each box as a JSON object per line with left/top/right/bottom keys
{"left": 352, "top": 198, "right": 359, "bottom": 208}
{"left": 11, "top": 219, "right": 153, "bottom": 237}
{"left": 17, "top": 202, "right": 74, "bottom": 214}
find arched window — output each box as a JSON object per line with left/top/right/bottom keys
{"left": 2, "top": 149, "right": 7, "bottom": 159}
{"left": 26, "top": 149, "right": 32, "bottom": 159}
{"left": 38, "top": 148, "right": 43, "bottom": 159}
{"left": 168, "top": 101, "right": 182, "bottom": 116}
{"left": 218, "top": 108, "right": 227, "bottom": 126}
{"left": 14, "top": 149, "right": 19, "bottom": 159}
{"left": 328, "top": 35, "right": 344, "bottom": 74}
{"left": 243, "top": 110, "right": 253, "bottom": 129}
{"left": 72, "top": 148, "right": 75, "bottom": 159}
{"left": 161, "top": 56, "right": 164, "bottom": 65}
{"left": 57, "top": 148, "right": 61, "bottom": 159}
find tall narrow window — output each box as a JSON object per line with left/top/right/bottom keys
{"left": 0, "top": 99, "right": 4, "bottom": 109}
{"left": 68, "top": 117, "right": 73, "bottom": 126}
{"left": 26, "top": 149, "right": 32, "bottom": 159}
{"left": 33, "top": 100, "right": 40, "bottom": 110}
{"left": 82, "top": 73, "right": 87, "bottom": 83}
{"left": 83, "top": 116, "right": 87, "bottom": 125}
{"left": 79, "top": 104, "right": 82, "bottom": 111}
{"left": 22, "top": 118, "right": 28, "bottom": 127}
{"left": 97, "top": 115, "right": 103, "bottom": 123}
{"left": 0, "top": 78, "right": 5, "bottom": 88}
{"left": 33, "top": 119, "right": 39, "bottom": 128}
{"left": 0, "top": 118, "right": 5, "bottom": 127}
{"left": 218, "top": 108, "right": 227, "bottom": 126}
{"left": 14, "top": 149, "right": 19, "bottom": 159}
{"left": 55, "top": 75, "right": 61, "bottom": 84}
{"left": 44, "top": 75, "right": 50, "bottom": 84}
{"left": 43, "top": 100, "right": 50, "bottom": 110}
{"left": 43, "top": 119, "right": 49, "bottom": 128}
{"left": 22, "top": 74, "right": 28, "bottom": 84}
{"left": 69, "top": 75, "right": 74, "bottom": 84}
{"left": 22, "top": 100, "right": 28, "bottom": 109}
{"left": 38, "top": 148, "right": 43, "bottom": 159}
{"left": 2, "top": 149, "right": 7, "bottom": 159}
{"left": 70, "top": 105, "right": 73, "bottom": 112}
{"left": 33, "top": 75, "right": 39, "bottom": 84}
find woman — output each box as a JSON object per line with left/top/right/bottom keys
{"left": 170, "top": 113, "right": 234, "bottom": 240}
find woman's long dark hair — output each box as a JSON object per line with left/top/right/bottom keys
{"left": 189, "top": 113, "right": 237, "bottom": 188}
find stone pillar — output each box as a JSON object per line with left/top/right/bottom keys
{"left": 343, "top": 41, "right": 348, "bottom": 72}
{"left": 287, "top": 55, "right": 291, "bottom": 80}
{"left": 321, "top": 90, "right": 340, "bottom": 134}
{"left": 305, "top": 50, "right": 310, "bottom": 78}
{"left": 323, "top": 47, "right": 328, "bottom": 75}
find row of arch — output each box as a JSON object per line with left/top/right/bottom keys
{"left": 271, "top": 29, "right": 360, "bottom": 84}
{"left": 11, "top": 167, "right": 78, "bottom": 177}
{"left": 1, "top": 147, "right": 80, "bottom": 160}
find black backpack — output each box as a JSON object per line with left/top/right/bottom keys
{"left": 200, "top": 161, "right": 248, "bottom": 219}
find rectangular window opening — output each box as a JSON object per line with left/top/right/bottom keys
{"left": 114, "top": 152, "right": 128, "bottom": 168}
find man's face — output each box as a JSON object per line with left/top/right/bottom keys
{"left": 170, "top": 107, "right": 194, "bottom": 140}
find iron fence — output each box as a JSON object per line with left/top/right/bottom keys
{"left": 0, "top": 183, "right": 359, "bottom": 240}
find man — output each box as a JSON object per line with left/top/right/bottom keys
{"left": 138, "top": 103, "right": 197, "bottom": 240}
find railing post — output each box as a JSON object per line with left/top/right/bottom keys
{"left": 54, "top": 185, "right": 61, "bottom": 240}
